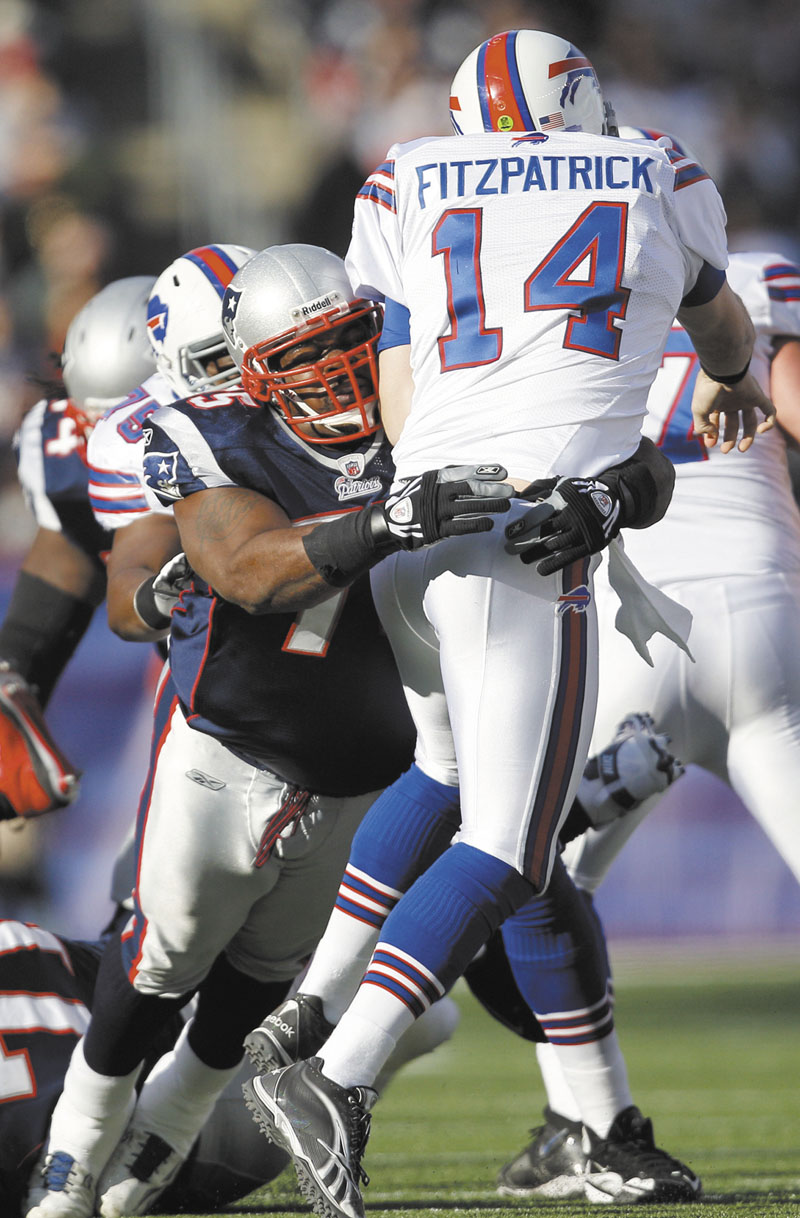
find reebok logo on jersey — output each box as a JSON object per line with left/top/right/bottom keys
{"left": 185, "top": 769, "right": 226, "bottom": 790}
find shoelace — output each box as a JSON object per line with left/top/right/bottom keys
{"left": 347, "top": 1092, "right": 373, "bottom": 1187}
{"left": 44, "top": 1152, "right": 81, "bottom": 1191}
{"left": 254, "top": 786, "right": 312, "bottom": 867}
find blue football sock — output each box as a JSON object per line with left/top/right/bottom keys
{"left": 376, "top": 841, "right": 534, "bottom": 993}
{"left": 501, "top": 855, "right": 613, "bottom": 1039}
{"left": 348, "top": 763, "right": 461, "bottom": 891}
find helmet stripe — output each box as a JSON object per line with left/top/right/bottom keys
{"left": 185, "top": 246, "right": 239, "bottom": 297}
{"left": 548, "top": 55, "right": 593, "bottom": 77}
{"left": 478, "top": 31, "right": 533, "bottom": 132}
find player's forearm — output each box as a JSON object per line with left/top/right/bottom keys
{"left": 107, "top": 566, "right": 169, "bottom": 641}
{"left": 677, "top": 282, "right": 754, "bottom": 381}
{"left": 770, "top": 338, "right": 800, "bottom": 445}
{"left": 0, "top": 571, "right": 96, "bottom": 705}
{"left": 192, "top": 525, "right": 340, "bottom": 614}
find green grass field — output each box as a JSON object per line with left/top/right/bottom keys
{"left": 158, "top": 944, "right": 799, "bottom": 1218}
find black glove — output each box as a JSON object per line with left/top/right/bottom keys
{"left": 381, "top": 464, "right": 513, "bottom": 550}
{"left": 504, "top": 476, "right": 621, "bottom": 575}
{"left": 134, "top": 552, "right": 194, "bottom": 631}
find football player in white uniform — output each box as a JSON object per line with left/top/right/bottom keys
{"left": 495, "top": 235, "right": 800, "bottom": 1196}
{"left": 0, "top": 277, "right": 156, "bottom": 824}
{"left": 501, "top": 239, "right": 800, "bottom": 1194}
{"left": 242, "top": 30, "right": 775, "bottom": 1218}
{"left": 87, "top": 243, "right": 257, "bottom": 643}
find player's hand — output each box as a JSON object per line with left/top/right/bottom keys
{"left": 691, "top": 368, "right": 776, "bottom": 453}
{"left": 134, "top": 552, "right": 194, "bottom": 631}
{"left": 583, "top": 712, "right": 685, "bottom": 828}
{"left": 151, "top": 551, "right": 193, "bottom": 616}
{"left": 0, "top": 663, "right": 80, "bottom": 820}
{"left": 504, "top": 476, "right": 621, "bottom": 575}
{"left": 381, "top": 465, "right": 513, "bottom": 550}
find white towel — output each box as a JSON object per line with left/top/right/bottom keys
{"left": 606, "top": 536, "right": 694, "bottom": 666}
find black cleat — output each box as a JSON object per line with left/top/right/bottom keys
{"left": 496, "top": 1108, "right": 587, "bottom": 1198}
{"left": 243, "top": 1057, "right": 375, "bottom": 1218}
{"left": 583, "top": 1105, "right": 702, "bottom": 1203}
{"left": 244, "top": 993, "right": 334, "bottom": 1073}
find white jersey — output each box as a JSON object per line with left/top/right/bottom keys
{"left": 622, "top": 251, "right": 800, "bottom": 581}
{"left": 346, "top": 130, "right": 728, "bottom": 483}
{"left": 87, "top": 371, "right": 178, "bottom": 531}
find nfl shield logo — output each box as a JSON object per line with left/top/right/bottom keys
{"left": 338, "top": 453, "right": 365, "bottom": 479}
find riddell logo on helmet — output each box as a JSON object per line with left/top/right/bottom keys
{"left": 291, "top": 290, "right": 345, "bottom": 323}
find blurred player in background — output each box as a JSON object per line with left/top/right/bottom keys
{"left": 0, "top": 913, "right": 289, "bottom": 1218}
{"left": 243, "top": 29, "right": 775, "bottom": 1218}
{"left": 0, "top": 278, "right": 156, "bottom": 829}
{"left": 87, "top": 243, "right": 257, "bottom": 646}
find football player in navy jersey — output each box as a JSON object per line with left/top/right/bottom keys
{"left": 27, "top": 244, "right": 510, "bottom": 1218}
{"left": 0, "top": 278, "right": 156, "bottom": 824}
{"left": 0, "top": 914, "right": 290, "bottom": 1218}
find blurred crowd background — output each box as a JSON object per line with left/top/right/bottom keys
{"left": 1, "top": 0, "right": 799, "bottom": 941}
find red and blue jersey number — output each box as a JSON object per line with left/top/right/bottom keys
{"left": 433, "top": 201, "right": 630, "bottom": 370}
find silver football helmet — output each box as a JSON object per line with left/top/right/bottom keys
{"left": 60, "top": 276, "right": 157, "bottom": 422}
{"left": 146, "top": 244, "right": 255, "bottom": 397}
{"left": 449, "top": 29, "right": 616, "bottom": 137}
{"left": 221, "top": 244, "right": 382, "bottom": 445}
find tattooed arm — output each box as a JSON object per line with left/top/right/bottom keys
{"left": 173, "top": 487, "right": 338, "bottom": 614}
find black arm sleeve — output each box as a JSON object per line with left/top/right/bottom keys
{"left": 600, "top": 436, "right": 675, "bottom": 531}
{"left": 0, "top": 570, "right": 96, "bottom": 706}
{"left": 301, "top": 506, "right": 399, "bottom": 588}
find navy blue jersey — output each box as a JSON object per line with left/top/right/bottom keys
{"left": 143, "top": 390, "right": 415, "bottom": 795}
{"left": 15, "top": 398, "right": 113, "bottom": 566}
{"left": 0, "top": 920, "right": 282, "bottom": 1216}
{"left": 0, "top": 922, "right": 100, "bottom": 1215}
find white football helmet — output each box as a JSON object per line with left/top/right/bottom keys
{"left": 221, "top": 244, "right": 382, "bottom": 446}
{"left": 60, "top": 276, "right": 157, "bottom": 422}
{"left": 616, "top": 125, "right": 695, "bottom": 159}
{"left": 146, "top": 243, "right": 255, "bottom": 397}
{"left": 449, "top": 29, "right": 616, "bottom": 137}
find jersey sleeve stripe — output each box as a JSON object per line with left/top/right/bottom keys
{"left": 672, "top": 163, "right": 711, "bottom": 190}
{"left": 763, "top": 262, "right": 800, "bottom": 281}
{"left": 89, "top": 496, "right": 150, "bottom": 515}
{"left": 768, "top": 286, "right": 800, "bottom": 302}
{"left": 87, "top": 465, "right": 140, "bottom": 485}
{"left": 357, "top": 182, "right": 396, "bottom": 213}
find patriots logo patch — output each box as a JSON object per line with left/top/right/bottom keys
{"left": 222, "top": 285, "right": 242, "bottom": 341}
{"left": 142, "top": 450, "right": 182, "bottom": 500}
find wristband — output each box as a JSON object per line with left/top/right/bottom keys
{"left": 0, "top": 571, "right": 95, "bottom": 707}
{"left": 699, "top": 358, "right": 750, "bottom": 385}
{"left": 302, "top": 507, "right": 399, "bottom": 588}
{"left": 133, "top": 576, "right": 171, "bottom": 631}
